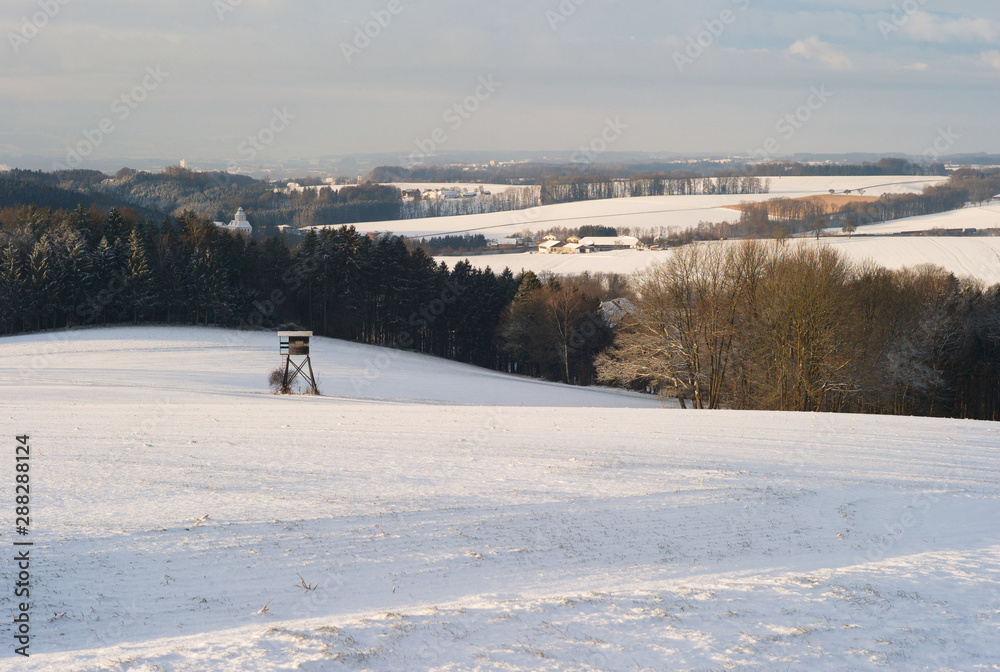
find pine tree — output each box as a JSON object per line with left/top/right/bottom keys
{"left": 89, "top": 236, "right": 122, "bottom": 325}
{"left": 0, "top": 245, "right": 26, "bottom": 333}
{"left": 60, "top": 232, "right": 94, "bottom": 327}
{"left": 103, "top": 208, "right": 129, "bottom": 244}
{"left": 125, "top": 227, "right": 153, "bottom": 323}
{"left": 27, "top": 236, "right": 57, "bottom": 330}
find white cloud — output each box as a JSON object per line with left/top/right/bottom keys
{"left": 903, "top": 12, "right": 996, "bottom": 43}
{"left": 788, "top": 36, "right": 854, "bottom": 70}
{"left": 904, "top": 62, "right": 929, "bottom": 71}
{"left": 982, "top": 50, "right": 1000, "bottom": 71}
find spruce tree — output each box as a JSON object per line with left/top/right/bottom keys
{"left": 0, "top": 245, "right": 25, "bottom": 333}
{"left": 125, "top": 227, "right": 153, "bottom": 323}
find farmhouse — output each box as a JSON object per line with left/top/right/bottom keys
{"left": 578, "top": 236, "right": 642, "bottom": 251}
{"left": 538, "top": 239, "right": 566, "bottom": 254}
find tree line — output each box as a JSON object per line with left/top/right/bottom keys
{"left": 540, "top": 176, "right": 770, "bottom": 205}
{"left": 399, "top": 186, "right": 542, "bottom": 220}
{"left": 744, "top": 158, "right": 946, "bottom": 177}
{"left": 597, "top": 241, "right": 1000, "bottom": 421}
{"left": 0, "top": 204, "right": 532, "bottom": 374}
{"left": 0, "top": 200, "right": 625, "bottom": 385}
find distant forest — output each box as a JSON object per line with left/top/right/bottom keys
{"left": 744, "top": 157, "right": 948, "bottom": 177}
{"left": 364, "top": 157, "right": 946, "bottom": 183}
{"left": 0, "top": 158, "right": 947, "bottom": 240}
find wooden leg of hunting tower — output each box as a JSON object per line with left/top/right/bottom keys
{"left": 306, "top": 357, "right": 318, "bottom": 394}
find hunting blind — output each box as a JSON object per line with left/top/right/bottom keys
{"left": 278, "top": 331, "right": 318, "bottom": 394}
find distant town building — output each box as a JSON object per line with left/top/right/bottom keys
{"left": 214, "top": 207, "right": 253, "bottom": 236}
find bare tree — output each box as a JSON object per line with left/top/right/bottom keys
{"left": 597, "top": 241, "right": 769, "bottom": 409}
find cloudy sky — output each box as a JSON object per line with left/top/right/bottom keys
{"left": 2, "top": 0, "right": 999, "bottom": 169}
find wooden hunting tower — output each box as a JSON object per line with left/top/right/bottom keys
{"left": 278, "top": 331, "right": 318, "bottom": 394}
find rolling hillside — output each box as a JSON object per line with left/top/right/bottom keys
{"left": 357, "top": 176, "right": 946, "bottom": 239}
{"left": 1, "top": 327, "right": 998, "bottom": 670}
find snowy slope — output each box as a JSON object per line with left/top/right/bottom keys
{"left": 350, "top": 176, "right": 944, "bottom": 239}
{"left": 0, "top": 327, "right": 660, "bottom": 409}
{"left": 2, "top": 327, "right": 999, "bottom": 671}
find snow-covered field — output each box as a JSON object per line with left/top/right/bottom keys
{"left": 447, "top": 236, "right": 1000, "bottom": 286}
{"left": 844, "top": 203, "right": 1000, "bottom": 236}
{"left": 2, "top": 327, "right": 999, "bottom": 671}
{"left": 818, "top": 237, "right": 1000, "bottom": 286}
{"left": 357, "top": 176, "right": 943, "bottom": 239}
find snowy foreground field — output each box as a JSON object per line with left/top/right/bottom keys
{"left": 2, "top": 327, "right": 1000, "bottom": 671}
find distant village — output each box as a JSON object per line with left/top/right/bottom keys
{"left": 275, "top": 181, "right": 492, "bottom": 201}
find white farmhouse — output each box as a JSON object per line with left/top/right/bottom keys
{"left": 578, "top": 236, "right": 642, "bottom": 252}
{"left": 214, "top": 207, "right": 253, "bottom": 236}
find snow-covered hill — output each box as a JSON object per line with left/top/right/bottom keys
{"left": 2, "top": 327, "right": 998, "bottom": 671}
